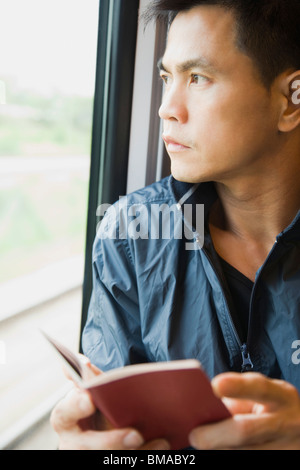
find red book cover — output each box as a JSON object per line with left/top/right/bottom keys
{"left": 44, "top": 333, "right": 231, "bottom": 450}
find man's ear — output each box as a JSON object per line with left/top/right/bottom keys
{"left": 277, "top": 70, "right": 300, "bottom": 133}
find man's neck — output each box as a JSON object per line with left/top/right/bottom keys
{"left": 209, "top": 164, "right": 300, "bottom": 281}
{"left": 215, "top": 178, "right": 299, "bottom": 242}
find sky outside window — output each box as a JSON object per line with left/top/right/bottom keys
{"left": 0, "top": 0, "right": 99, "bottom": 284}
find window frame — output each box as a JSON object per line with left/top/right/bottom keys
{"left": 80, "top": 0, "right": 140, "bottom": 345}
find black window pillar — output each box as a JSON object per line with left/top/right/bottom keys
{"left": 80, "top": 0, "right": 140, "bottom": 348}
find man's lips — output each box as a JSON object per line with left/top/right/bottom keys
{"left": 162, "top": 135, "right": 191, "bottom": 152}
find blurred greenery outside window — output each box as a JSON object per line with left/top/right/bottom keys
{"left": 0, "top": 0, "right": 99, "bottom": 445}
{"left": 0, "top": 0, "right": 99, "bottom": 285}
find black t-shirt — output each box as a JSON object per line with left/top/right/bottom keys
{"left": 218, "top": 256, "right": 254, "bottom": 344}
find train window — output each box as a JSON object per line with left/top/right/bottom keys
{"left": 0, "top": 0, "right": 99, "bottom": 449}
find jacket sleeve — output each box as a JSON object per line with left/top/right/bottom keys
{"left": 81, "top": 206, "right": 148, "bottom": 371}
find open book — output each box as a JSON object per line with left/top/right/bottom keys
{"left": 44, "top": 332, "right": 231, "bottom": 450}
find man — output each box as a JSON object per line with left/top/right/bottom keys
{"left": 51, "top": 0, "right": 300, "bottom": 450}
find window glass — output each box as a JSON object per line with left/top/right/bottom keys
{"left": 0, "top": 0, "right": 99, "bottom": 448}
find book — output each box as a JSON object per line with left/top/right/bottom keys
{"left": 44, "top": 332, "right": 231, "bottom": 450}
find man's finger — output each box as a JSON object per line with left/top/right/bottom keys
{"left": 212, "top": 372, "right": 298, "bottom": 406}
{"left": 50, "top": 388, "right": 96, "bottom": 433}
{"left": 222, "top": 397, "right": 255, "bottom": 415}
{"left": 58, "top": 427, "right": 146, "bottom": 451}
{"left": 189, "top": 411, "right": 282, "bottom": 450}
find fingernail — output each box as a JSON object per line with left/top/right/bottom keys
{"left": 189, "top": 430, "right": 202, "bottom": 449}
{"left": 188, "top": 430, "right": 197, "bottom": 448}
{"left": 151, "top": 439, "right": 171, "bottom": 450}
{"left": 123, "top": 431, "right": 144, "bottom": 449}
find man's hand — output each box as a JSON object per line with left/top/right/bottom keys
{"left": 50, "top": 382, "right": 170, "bottom": 450}
{"left": 189, "top": 372, "right": 300, "bottom": 450}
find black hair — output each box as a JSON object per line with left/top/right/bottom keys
{"left": 142, "top": 0, "right": 300, "bottom": 87}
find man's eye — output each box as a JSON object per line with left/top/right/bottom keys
{"left": 191, "top": 74, "right": 208, "bottom": 84}
{"left": 160, "top": 74, "right": 171, "bottom": 85}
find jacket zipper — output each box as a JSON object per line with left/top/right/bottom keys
{"left": 203, "top": 234, "right": 282, "bottom": 373}
{"left": 244, "top": 237, "right": 280, "bottom": 370}
{"left": 240, "top": 343, "right": 254, "bottom": 372}
{"left": 202, "top": 248, "right": 253, "bottom": 372}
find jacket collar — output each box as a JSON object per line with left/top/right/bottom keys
{"left": 277, "top": 210, "right": 300, "bottom": 242}
{"left": 169, "top": 176, "right": 218, "bottom": 219}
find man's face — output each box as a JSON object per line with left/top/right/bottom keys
{"left": 159, "top": 6, "right": 280, "bottom": 184}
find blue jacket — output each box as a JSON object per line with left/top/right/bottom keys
{"left": 82, "top": 176, "right": 300, "bottom": 391}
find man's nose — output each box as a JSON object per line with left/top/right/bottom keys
{"left": 158, "top": 86, "right": 188, "bottom": 123}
